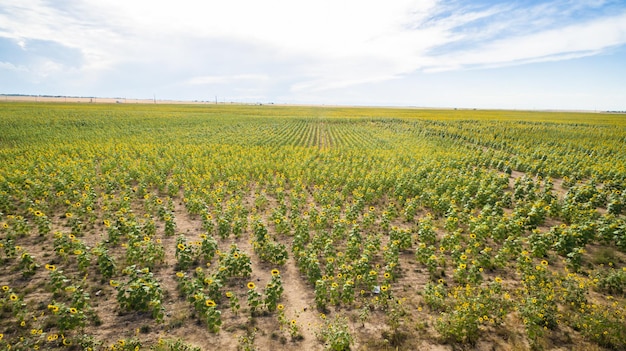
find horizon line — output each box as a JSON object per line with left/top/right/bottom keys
{"left": 1, "top": 93, "right": 624, "bottom": 114}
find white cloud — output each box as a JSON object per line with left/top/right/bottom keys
{"left": 33, "top": 60, "right": 66, "bottom": 78}
{"left": 426, "top": 11, "right": 626, "bottom": 71}
{"left": 184, "top": 74, "right": 269, "bottom": 85}
{"left": 0, "top": 61, "right": 28, "bottom": 72}
{"left": 0, "top": 1, "right": 124, "bottom": 71}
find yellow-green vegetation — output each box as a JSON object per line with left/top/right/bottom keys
{"left": 0, "top": 102, "right": 625, "bottom": 350}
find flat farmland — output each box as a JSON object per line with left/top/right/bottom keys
{"left": 1, "top": 102, "right": 625, "bottom": 350}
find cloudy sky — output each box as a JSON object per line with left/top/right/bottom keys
{"left": 1, "top": 0, "right": 625, "bottom": 110}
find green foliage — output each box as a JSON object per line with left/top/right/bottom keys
{"left": 18, "top": 251, "right": 38, "bottom": 278}
{"left": 434, "top": 282, "right": 510, "bottom": 345}
{"left": 238, "top": 328, "right": 258, "bottom": 351}
{"left": 115, "top": 265, "right": 164, "bottom": 322}
{"left": 152, "top": 338, "right": 201, "bottom": 351}
{"left": 93, "top": 243, "right": 117, "bottom": 278}
{"left": 47, "top": 301, "right": 87, "bottom": 332}
{"left": 199, "top": 233, "right": 218, "bottom": 262}
{"left": 175, "top": 235, "right": 197, "bottom": 271}
{"left": 316, "top": 315, "right": 354, "bottom": 351}
{"left": 263, "top": 270, "right": 284, "bottom": 312}
{"left": 192, "top": 293, "right": 222, "bottom": 333}
{"left": 569, "top": 302, "right": 626, "bottom": 350}
{"left": 108, "top": 337, "right": 142, "bottom": 351}
{"left": 516, "top": 253, "right": 559, "bottom": 342}
{"left": 126, "top": 233, "right": 165, "bottom": 270}
{"left": 217, "top": 244, "right": 252, "bottom": 280}
{"left": 593, "top": 267, "right": 626, "bottom": 296}
{"left": 246, "top": 283, "right": 262, "bottom": 315}
{"left": 252, "top": 219, "right": 289, "bottom": 265}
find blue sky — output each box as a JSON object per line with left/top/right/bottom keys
{"left": 1, "top": 0, "right": 625, "bottom": 110}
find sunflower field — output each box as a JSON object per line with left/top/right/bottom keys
{"left": 0, "top": 102, "right": 625, "bottom": 350}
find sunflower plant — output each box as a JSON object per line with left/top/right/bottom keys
{"left": 47, "top": 302, "right": 87, "bottom": 332}
{"left": 115, "top": 265, "right": 164, "bottom": 322}
{"left": 246, "top": 282, "right": 262, "bottom": 315}
{"left": 175, "top": 235, "right": 196, "bottom": 271}
{"left": 316, "top": 315, "right": 353, "bottom": 351}
{"left": 192, "top": 292, "right": 222, "bottom": 333}
{"left": 263, "top": 269, "right": 284, "bottom": 312}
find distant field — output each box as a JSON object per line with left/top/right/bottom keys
{"left": 0, "top": 102, "right": 625, "bottom": 350}
{"left": 0, "top": 95, "right": 207, "bottom": 104}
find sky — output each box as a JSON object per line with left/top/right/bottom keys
{"left": 1, "top": 0, "right": 626, "bottom": 110}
